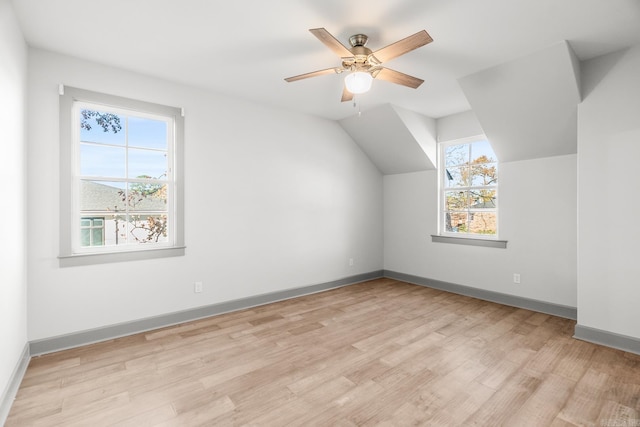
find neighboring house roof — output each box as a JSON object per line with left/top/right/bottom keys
{"left": 470, "top": 200, "right": 496, "bottom": 209}
{"left": 80, "top": 180, "right": 166, "bottom": 212}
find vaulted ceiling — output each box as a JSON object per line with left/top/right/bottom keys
{"left": 11, "top": 0, "right": 640, "bottom": 171}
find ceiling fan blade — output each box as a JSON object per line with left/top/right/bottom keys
{"left": 309, "top": 28, "right": 354, "bottom": 58}
{"left": 374, "top": 67, "right": 424, "bottom": 89}
{"left": 372, "top": 30, "right": 433, "bottom": 64}
{"left": 285, "top": 68, "right": 341, "bottom": 82}
{"left": 341, "top": 86, "right": 354, "bottom": 102}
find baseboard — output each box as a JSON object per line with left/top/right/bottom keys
{"left": 0, "top": 342, "right": 30, "bottom": 425}
{"left": 30, "top": 270, "right": 384, "bottom": 356}
{"left": 574, "top": 324, "right": 640, "bottom": 356}
{"left": 383, "top": 270, "right": 577, "bottom": 320}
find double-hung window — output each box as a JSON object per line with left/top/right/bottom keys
{"left": 59, "top": 87, "right": 185, "bottom": 266}
{"left": 439, "top": 138, "right": 499, "bottom": 240}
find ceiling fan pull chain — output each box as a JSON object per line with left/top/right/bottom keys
{"left": 353, "top": 96, "right": 362, "bottom": 117}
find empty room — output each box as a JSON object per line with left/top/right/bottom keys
{"left": 2, "top": 0, "right": 640, "bottom": 425}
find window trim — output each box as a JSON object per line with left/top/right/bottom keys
{"left": 431, "top": 234, "right": 507, "bottom": 249}
{"left": 59, "top": 86, "right": 185, "bottom": 266}
{"left": 435, "top": 135, "right": 505, "bottom": 248}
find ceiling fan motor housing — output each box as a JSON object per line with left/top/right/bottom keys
{"left": 344, "top": 34, "right": 378, "bottom": 71}
{"left": 349, "top": 34, "right": 369, "bottom": 47}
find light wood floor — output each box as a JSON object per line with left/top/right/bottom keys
{"left": 6, "top": 279, "right": 640, "bottom": 426}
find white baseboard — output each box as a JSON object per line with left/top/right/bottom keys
{"left": 0, "top": 343, "right": 30, "bottom": 426}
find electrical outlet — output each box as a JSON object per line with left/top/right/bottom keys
{"left": 194, "top": 281, "right": 203, "bottom": 293}
{"left": 513, "top": 273, "right": 521, "bottom": 284}
{"left": 349, "top": 258, "right": 354, "bottom": 267}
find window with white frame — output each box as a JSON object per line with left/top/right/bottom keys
{"left": 80, "top": 217, "right": 105, "bottom": 247}
{"left": 439, "top": 138, "right": 498, "bottom": 238}
{"left": 59, "top": 87, "right": 184, "bottom": 266}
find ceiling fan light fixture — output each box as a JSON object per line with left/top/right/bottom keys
{"left": 344, "top": 71, "right": 373, "bottom": 94}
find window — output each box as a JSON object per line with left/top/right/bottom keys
{"left": 80, "top": 217, "right": 105, "bottom": 247}
{"left": 59, "top": 87, "right": 185, "bottom": 266}
{"left": 439, "top": 138, "right": 498, "bottom": 239}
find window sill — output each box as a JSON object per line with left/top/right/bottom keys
{"left": 59, "top": 246, "right": 186, "bottom": 267}
{"left": 431, "top": 235, "right": 507, "bottom": 249}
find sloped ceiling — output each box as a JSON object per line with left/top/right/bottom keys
{"left": 340, "top": 38, "right": 583, "bottom": 174}
{"left": 340, "top": 38, "right": 584, "bottom": 174}
{"left": 458, "top": 41, "right": 581, "bottom": 162}
{"left": 339, "top": 104, "right": 436, "bottom": 175}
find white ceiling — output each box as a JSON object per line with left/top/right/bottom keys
{"left": 11, "top": 0, "right": 640, "bottom": 121}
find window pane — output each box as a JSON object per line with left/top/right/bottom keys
{"left": 128, "top": 148, "right": 167, "bottom": 179}
{"left": 470, "top": 140, "right": 497, "bottom": 164}
{"left": 91, "top": 227, "right": 104, "bottom": 246}
{"left": 128, "top": 116, "right": 168, "bottom": 150}
{"left": 470, "top": 162, "right": 498, "bottom": 186}
{"left": 127, "top": 214, "right": 169, "bottom": 244}
{"left": 79, "top": 110, "right": 125, "bottom": 146}
{"left": 468, "top": 212, "right": 497, "bottom": 235}
{"left": 80, "top": 180, "right": 127, "bottom": 212}
{"left": 469, "top": 189, "right": 497, "bottom": 209}
{"left": 445, "top": 190, "right": 470, "bottom": 211}
{"left": 445, "top": 144, "right": 469, "bottom": 167}
{"left": 127, "top": 183, "right": 167, "bottom": 212}
{"left": 80, "top": 228, "right": 90, "bottom": 246}
{"left": 80, "top": 143, "right": 126, "bottom": 177}
{"left": 444, "top": 166, "right": 470, "bottom": 188}
{"left": 444, "top": 212, "right": 469, "bottom": 233}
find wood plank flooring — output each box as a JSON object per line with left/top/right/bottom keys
{"left": 6, "top": 278, "right": 640, "bottom": 426}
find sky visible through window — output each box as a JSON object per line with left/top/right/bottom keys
{"left": 445, "top": 139, "right": 496, "bottom": 168}
{"left": 79, "top": 112, "right": 168, "bottom": 181}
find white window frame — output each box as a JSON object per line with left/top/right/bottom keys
{"left": 434, "top": 136, "right": 507, "bottom": 248}
{"left": 59, "top": 86, "right": 185, "bottom": 266}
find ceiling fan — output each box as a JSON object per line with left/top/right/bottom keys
{"left": 285, "top": 28, "right": 433, "bottom": 102}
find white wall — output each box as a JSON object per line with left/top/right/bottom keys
{"left": 577, "top": 45, "right": 640, "bottom": 339}
{"left": 0, "top": 0, "right": 28, "bottom": 403}
{"left": 384, "top": 113, "right": 577, "bottom": 307}
{"left": 437, "top": 110, "right": 484, "bottom": 142}
{"left": 27, "top": 49, "right": 383, "bottom": 341}
{"left": 458, "top": 41, "right": 580, "bottom": 163}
